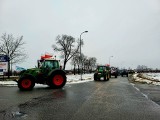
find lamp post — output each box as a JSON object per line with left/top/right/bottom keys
{"left": 80, "top": 31, "right": 88, "bottom": 80}
{"left": 109, "top": 56, "right": 113, "bottom": 66}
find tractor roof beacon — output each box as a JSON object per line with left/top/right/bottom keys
{"left": 18, "top": 58, "right": 67, "bottom": 90}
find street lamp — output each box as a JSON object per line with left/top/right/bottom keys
{"left": 109, "top": 56, "right": 113, "bottom": 66}
{"left": 80, "top": 31, "right": 88, "bottom": 80}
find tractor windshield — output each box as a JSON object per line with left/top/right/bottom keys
{"left": 42, "top": 60, "right": 59, "bottom": 69}
{"left": 98, "top": 66, "right": 106, "bottom": 72}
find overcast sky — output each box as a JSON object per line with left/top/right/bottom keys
{"left": 0, "top": 0, "right": 160, "bottom": 70}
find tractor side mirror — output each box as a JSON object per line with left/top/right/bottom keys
{"left": 38, "top": 60, "right": 44, "bottom": 68}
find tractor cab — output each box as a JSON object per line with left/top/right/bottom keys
{"left": 97, "top": 66, "right": 107, "bottom": 73}
{"left": 38, "top": 59, "right": 60, "bottom": 69}
{"left": 37, "top": 58, "right": 61, "bottom": 76}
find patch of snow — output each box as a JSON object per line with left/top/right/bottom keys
{"left": 132, "top": 73, "right": 160, "bottom": 86}
{"left": 145, "top": 73, "right": 160, "bottom": 81}
{"left": 0, "top": 81, "right": 17, "bottom": 86}
{"left": 67, "top": 74, "right": 93, "bottom": 84}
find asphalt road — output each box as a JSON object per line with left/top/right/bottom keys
{"left": 1, "top": 76, "right": 160, "bottom": 120}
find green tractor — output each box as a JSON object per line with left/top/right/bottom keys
{"left": 18, "top": 58, "right": 66, "bottom": 90}
{"left": 94, "top": 65, "right": 110, "bottom": 81}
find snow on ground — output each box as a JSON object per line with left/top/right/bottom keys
{"left": 67, "top": 73, "right": 93, "bottom": 84}
{"left": 132, "top": 73, "right": 160, "bottom": 85}
{"left": 144, "top": 73, "right": 160, "bottom": 80}
{"left": 0, "top": 73, "right": 94, "bottom": 87}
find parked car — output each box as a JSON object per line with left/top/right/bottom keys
{"left": 120, "top": 69, "right": 128, "bottom": 77}
{"left": 110, "top": 67, "right": 118, "bottom": 78}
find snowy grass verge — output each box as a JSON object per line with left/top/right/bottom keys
{"left": 130, "top": 73, "right": 160, "bottom": 86}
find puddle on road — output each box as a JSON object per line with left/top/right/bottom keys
{"left": 1, "top": 106, "right": 28, "bottom": 119}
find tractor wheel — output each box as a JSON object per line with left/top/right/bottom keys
{"left": 18, "top": 77, "right": 35, "bottom": 91}
{"left": 106, "top": 74, "right": 110, "bottom": 81}
{"left": 48, "top": 73, "right": 66, "bottom": 88}
{"left": 104, "top": 75, "right": 107, "bottom": 81}
{"left": 94, "top": 74, "right": 98, "bottom": 81}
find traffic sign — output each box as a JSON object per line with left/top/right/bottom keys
{"left": 0, "top": 55, "right": 9, "bottom": 62}
{"left": 0, "top": 69, "right": 3, "bottom": 75}
{"left": 0, "top": 55, "right": 8, "bottom": 74}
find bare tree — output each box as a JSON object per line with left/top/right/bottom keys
{"left": 88, "top": 57, "right": 97, "bottom": 72}
{"left": 52, "top": 34, "right": 81, "bottom": 70}
{"left": 0, "top": 33, "right": 27, "bottom": 77}
{"left": 71, "top": 53, "right": 80, "bottom": 74}
{"left": 71, "top": 54, "right": 97, "bottom": 74}
{"left": 82, "top": 56, "right": 97, "bottom": 73}
{"left": 81, "top": 54, "right": 87, "bottom": 74}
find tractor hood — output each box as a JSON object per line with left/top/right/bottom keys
{"left": 21, "top": 68, "right": 41, "bottom": 77}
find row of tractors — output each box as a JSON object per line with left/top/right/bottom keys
{"left": 93, "top": 65, "right": 128, "bottom": 81}
{"left": 17, "top": 56, "right": 127, "bottom": 90}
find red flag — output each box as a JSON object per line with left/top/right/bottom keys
{"left": 45, "top": 53, "right": 52, "bottom": 58}
{"left": 41, "top": 55, "right": 45, "bottom": 59}
{"left": 41, "top": 53, "right": 52, "bottom": 59}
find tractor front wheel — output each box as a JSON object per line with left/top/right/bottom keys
{"left": 18, "top": 77, "right": 35, "bottom": 91}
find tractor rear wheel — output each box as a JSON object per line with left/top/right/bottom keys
{"left": 18, "top": 77, "right": 35, "bottom": 91}
{"left": 48, "top": 73, "right": 66, "bottom": 88}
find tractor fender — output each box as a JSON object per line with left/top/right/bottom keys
{"left": 48, "top": 69, "right": 66, "bottom": 77}
{"left": 19, "top": 73, "right": 36, "bottom": 82}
